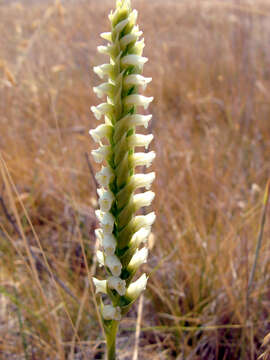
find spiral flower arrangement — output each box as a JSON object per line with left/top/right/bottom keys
{"left": 90, "top": 0, "right": 155, "bottom": 358}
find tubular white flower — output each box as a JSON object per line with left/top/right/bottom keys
{"left": 91, "top": 145, "right": 111, "bottom": 163}
{"left": 128, "top": 247, "right": 148, "bottom": 270}
{"left": 95, "top": 210, "right": 104, "bottom": 223}
{"left": 102, "top": 305, "right": 121, "bottom": 321}
{"left": 133, "top": 151, "right": 156, "bottom": 168}
{"left": 130, "top": 227, "right": 151, "bottom": 247}
{"left": 89, "top": 124, "right": 112, "bottom": 143}
{"left": 129, "top": 134, "right": 154, "bottom": 149}
{"left": 105, "top": 254, "right": 122, "bottom": 276}
{"left": 93, "top": 83, "right": 115, "bottom": 99}
{"left": 130, "top": 172, "right": 156, "bottom": 190}
{"left": 93, "top": 277, "right": 107, "bottom": 294}
{"left": 93, "top": 64, "right": 114, "bottom": 79}
{"left": 95, "top": 166, "right": 114, "bottom": 187}
{"left": 101, "top": 212, "right": 115, "bottom": 234}
{"left": 102, "top": 233, "right": 117, "bottom": 255}
{"left": 133, "top": 191, "right": 155, "bottom": 209}
{"left": 108, "top": 276, "right": 126, "bottom": 296}
{"left": 99, "top": 190, "right": 114, "bottom": 212}
{"left": 96, "top": 250, "right": 105, "bottom": 267}
{"left": 121, "top": 54, "right": 148, "bottom": 68}
{"left": 126, "top": 273, "right": 148, "bottom": 300}
{"left": 124, "top": 74, "right": 152, "bottom": 90}
{"left": 100, "top": 32, "right": 112, "bottom": 42}
{"left": 91, "top": 103, "right": 114, "bottom": 120}
{"left": 95, "top": 228, "right": 104, "bottom": 242}
{"left": 133, "top": 212, "right": 156, "bottom": 230}
{"left": 125, "top": 94, "right": 153, "bottom": 109}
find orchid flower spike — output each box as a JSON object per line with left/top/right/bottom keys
{"left": 90, "top": 0, "right": 155, "bottom": 357}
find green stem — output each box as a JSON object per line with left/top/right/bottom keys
{"left": 105, "top": 321, "right": 119, "bottom": 360}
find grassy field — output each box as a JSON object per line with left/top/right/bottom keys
{"left": 1, "top": 0, "right": 270, "bottom": 358}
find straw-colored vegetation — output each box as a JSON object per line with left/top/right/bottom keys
{"left": 1, "top": 0, "right": 270, "bottom": 358}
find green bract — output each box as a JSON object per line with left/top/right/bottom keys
{"left": 90, "top": 0, "right": 155, "bottom": 357}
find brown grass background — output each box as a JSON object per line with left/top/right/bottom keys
{"left": 1, "top": 0, "right": 270, "bottom": 359}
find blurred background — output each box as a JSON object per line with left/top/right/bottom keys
{"left": 1, "top": 0, "right": 270, "bottom": 358}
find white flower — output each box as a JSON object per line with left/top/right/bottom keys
{"left": 93, "top": 64, "right": 114, "bottom": 79}
{"left": 130, "top": 227, "right": 151, "bottom": 247}
{"left": 93, "top": 83, "right": 115, "bottom": 99}
{"left": 133, "top": 212, "right": 156, "bottom": 231}
{"left": 133, "top": 151, "right": 156, "bottom": 168}
{"left": 96, "top": 250, "right": 105, "bottom": 267}
{"left": 126, "top": 274, "right": 148, "bottom": 300}
{"left": 95, "top": 210, "right": 104, "bottom": 222}
{"left": 96, "top": 166, "right": 114, "bottom": 187}
{"left": 91, "top": 145, "right": 111, "bottom": 163}
{"left": 133, "top": 191, "right": 155, "bottom": 209}
{"left": 102, "top": 305, "right": 121, "bottom": 321}
{"left": 128, "top": 248, "right": 148, "bottom": 271}
{"left": 95, "top": 228, "right": 104, "bottom": 243}
{"left": 102, "top": 233, "right": 117, "bottom": 255}
{"left": 125, "top": 95, "right": 153, "bottom": 110}
{"left": 131, "top": 172, "right": 155, "bottom": 190}
{"left": 129, "top": 134, "right": 154, "bottom": 149}
{"left": 100, "top": 32, "right": 112, "bottom": 42}
{"left": 120, "top": 32, "right": 140, "bottom": 47}
{"left": 113, "top": 114, "right": 152, "bottom": 143}
{"left": 93, "top": 277, "right": 107, "bottom": 294}
{"left": 91, "top": 103, "right": 114, "bottom": 120}
{"left": 99, "top": 190, "right": 114, "bottom": 212}
{"left": 90, "top": 124, "right": 112, "bottom": 143}
{"left": 121, "top": 54, "right": 148, "bottom": 68}
{"left": 112, "top": 17, "right": 129, "bottom": 33}
{"left": 124, "top": 74, "right": 151, "bottom": 90}
{"left": 101, "top": 212, "right": 115, "bottom": 234}
{"left": 105, "top": 255, "right": 122, "bottom": 276}
{"left": 108, "top": 276, "right": 126, "bottom": 296}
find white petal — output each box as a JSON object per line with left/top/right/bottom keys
{"left": 133, "top": 151, "right": 156, "bottom": 168}
{"left": 93, "top": 83, "right": 115, "bottom": 99}
{"left": 126, "top": 273, "right": 148, "bottom": 300}
{"left": 99, "top": 190, "right": 114, "bottom": 212}
{"left": 105, "top": 254, "right": 122, "bottom": 276}
{"left": 125, "top": 95, "right": 153, "bottom": 109}
{"left": 93, "top": 64, "right": 114, "bottom": 79}
{"left": 90, "top": 124, "right": 112, "bottom": 143}
{"left": 91, "top": 145, "right": 111, "bottom": 163}
{"left": 131, "top": 172, "right": 155, "bottom": 190}
{"left": 96, "top": 250, "right": 105, "bottom": 267}
{"left": 121, "top": 54, "right": 148, "bottom": 68}
{"left": 129, "top": 134, "right": 154, "bottom": 149}
{"left": 113, "top": 17, "right": 129, "bottom": 33}
{"left": 95, "top": 210, "right": 105, "bottom": 222}
{"left": 93, "top": 277, "right": 107, "bottom": 294}
{"left": 102, "top": 233, "right": 117, "bottom": 255}
{"left": 130, "top": 227, "right": 151, "bottom": 247}
{"left": 100, "top": 32, "right": 112, "bottom": 42}
{"left": 95, "top": 228, "right": 104, "bottom": 245}
{"left": 91, "top": 103, "right": 114, "bottom": 120}
{"left": 108, "top": 276, "right": 126, "bottom": 296}
{"left": 101, "top": 212, "right": 115, "bottom": 234}
{"left": 102, "top": 305, "right": 121, "bottom": 321}
{"left": 128, "top": 248, "right": 148, "bottom": 270}
{"left": 134, "top": 191, "right": 155, "bottom": 208}
{"left": 124, "top": 74, "right": 152, "bottom": 90}
{"left": 120, "top": 33, "right": 138, "bottom": 47}
{"left": 133, "top": 212, "right": 156, "bottom": 229}
{"left": 96, "top": 166, "right": 114, "bottom": 187}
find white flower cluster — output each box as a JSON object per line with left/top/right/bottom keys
{"left": 90, "top": 0, "right": 155, "bottom": 322}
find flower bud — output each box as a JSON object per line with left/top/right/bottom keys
{"left": 126, "top": 274, "right": 148, "bottom": 300}
{"left": 102, "top": 305, "right": 121, "bottom": 321}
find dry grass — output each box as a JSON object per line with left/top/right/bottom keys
{"left": 1, "top": 0, "right": 270, "bottom": 358}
